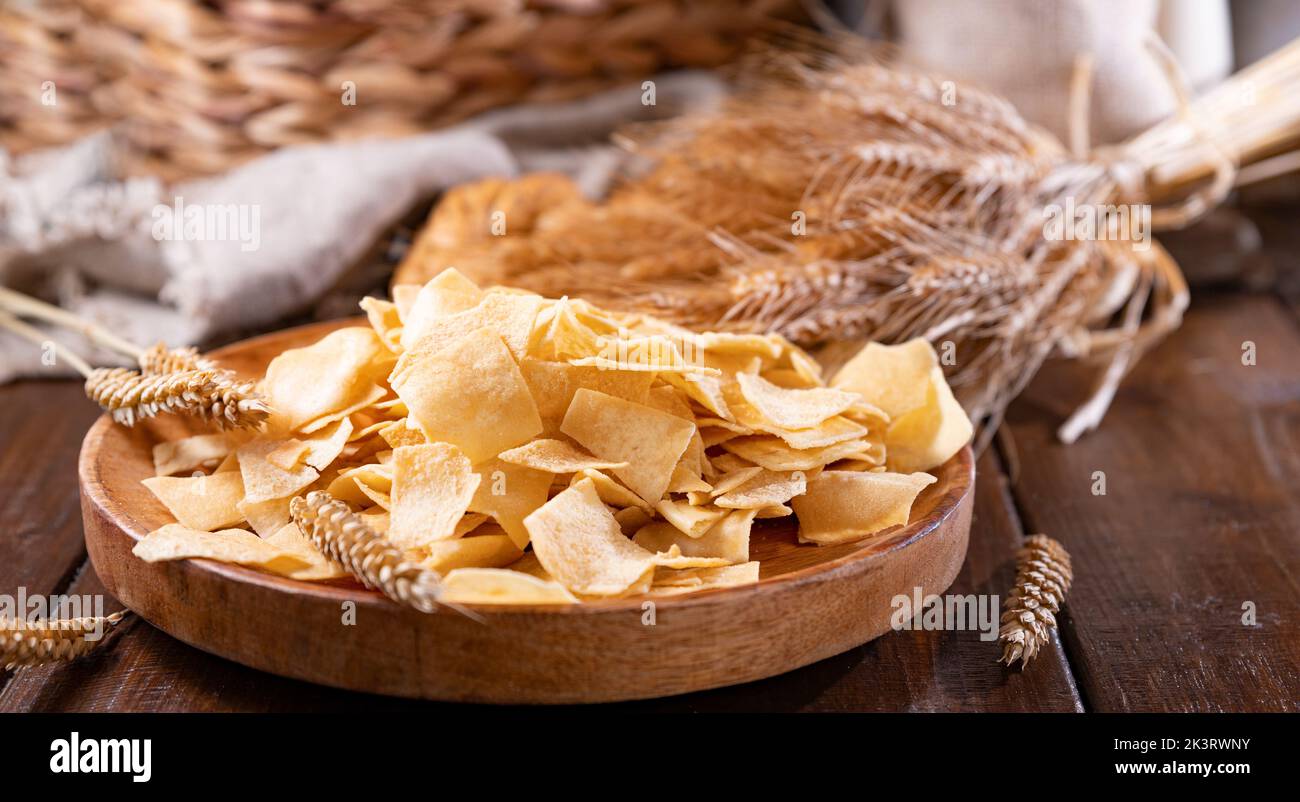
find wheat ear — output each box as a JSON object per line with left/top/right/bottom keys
{"left": 85, "top": 367, "right": 270, "bottom": 429}
{"left": 137, "top": 342, "right": 220, "bottom": 374}
{"left": 999, "top": 534, "right": 1074, "bottom": 668}
{"left": 290, "top": 491, "right": 444, "bottom": 613}
{"left": 2, "top": 611, "right": 128, "bottom": 670}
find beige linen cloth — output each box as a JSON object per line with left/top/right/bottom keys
{"left": 0, "top": 72, "right": 726, "bottom": 382}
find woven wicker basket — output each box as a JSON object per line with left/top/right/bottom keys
{"left": 0, "top": 0, "right": 801, "bottom": 181}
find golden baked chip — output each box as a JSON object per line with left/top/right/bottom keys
{"left": 237, "top": 496, "right": 291, "bottom": 537}
{"left": 439, "top": 568, "right": 578, "bottom": 605}
{"left": 523, "top": 478, "right": 657, "bottom": 597}
{"left": 649, "top": 561, "right": 761, "bottom": 595}
{"left": 634, "top": 508, "right": 756, "bottom": 565}
{"left": 613, "top": 505, "right": 654, "bottom": 535}
{"left": 262, "top": 327, "right": 391, "bottom": 430}
{"left": 265, "top": 522, "right": 348, "bottom": 581}
{"left": 560, "top": 388, "right": 696, "bottom": 504}
{"left": 714, "top": 469, "right": 807, "bottom": 509}
{"left": 830, "top": 338, "right": 936, "bottom": 418}
{"left": 153, "top": 433, "right": 231, "bottom": 477}
{"left": 884, "top": 367, "right": 973, "bottom": 473}
{"left": 655, "top": 499, "right": 727, "bottom": 539}
{"left": 300, "top": 417, "right": 354, "bottom": 471}
{"left": 404, "top": 288, "right": 541, "bottom": 359}
{"left": 133, "top": 524, "right": 307, "bottom": 574}
{"left": 237, "top": 440, "right": 320, "bottom": 504}
{"left": 707, "top": 466, "right": 765, "bottom": 498}
{"left": 399, "top": 268, "right": 485, "bottom": 349}
{"left": 142, "top": 472, "right": 245, "bottom": 531}
{"left": 359, "top": 296, "right": 403, "bottom": 352}
{"left": 570, "top": 469, "right": 651, "bottom": 512}
{"left": 420, "top": 531, "right": 523, "bottom": 574}
{"left": 388, "top": 443, "right": 480, "bottom": 549}
{"left": 392, "top": 327, "right": 543, "bottom": 463}
{"left": 519, "top": 358, "right": 654, "bottom": 436}
{"left": 497, "top": 438, "right": 628, "bottom": 473}
{"left": 735, "top": 372, "right": 858, "bottom": 430}
{"left": 468, "top": 458, "right": 553, "bottom": 549}
{"left": 791, "top": 470, "right": 937, "bottom": 545}
{"left": 720, "top": 435, "right": 871, "bottom": 472}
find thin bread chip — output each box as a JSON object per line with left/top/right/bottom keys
{"left": 388, "top": 443, "right": 480, "bottom": 549}
{"left": 392, "top": 327, "right": 543, "bottom": 463}
{"left": 885, "top": 365, "right": 973, "bottom": 473}
{"left": 736, "top": 372, "right": 858, "bottom": 429}
{"left": 301, "top": 417, "right": 354, "bottom": 471}
{"left": 791, "top": 470, "right": 937, "bottom": 545}
{"left": 830, "top": 338, "right": 936, "bottom": 418}
{"left": 298, "top": 384, "right": 388, "bottom": 434}
{"left": 262, "top": 327, "right": 391, "bottom": 430}
{"left": 468, "top": 458, "right": 553, "bottom": 549}
{"left": 237, "top": 440, "right": 320, "bottom": 504}
{"left": 714, "top": 469, "right": 807, "bottom": 509}
{"left": 720, "top": 435, "right": 871, "bottom": 472}
{"left": 238, "top": 496, "right": 291, "bottom": 537}
{"left": 614, "top": 505, "right": 653, "bottom": 535}
{"left": 142, "top": 472, "right": 245, "bottom": 531}
{"left": 560, "top": 388, "right": 696, "bottom": 504}
{"left": 755, "top": 504, "right": 793, "bottom": 518}
{"left": 399, "top": 268, "right": 485, "bottom": 349}
{"left": 519, "top": 358, "right": 654, "bottom": 436}
{"left": 439, "top": 568, "right": 577, "bottom": 605}
{"left": 648, "top": 545, "right": 731, "bottom": 569}
{"left": 265, "top": 522, "right": 348, "bottom": 580}
{"left": 133, "top": 524, "right": 307, "bottom": 575}
{"left": 523, "top": 478, "right": 657, "bottom": 597}
{"left": 708, "top": 466, "right": 765, "bottom": 498}
{"left": 498, "top": 438, "right": 628, "bottom": 473}
{"left": 570, "top": 469, "right": 652, "bottom": 512}
{"left": 153, "top": 433, "right": 230, "bottom": 476}
{"left": 360, "top": 296, "right": 403, "bottom": 352}
{"left": 265, "top": 439, "right": 309, "bottom": 471}
{"left": 420, "top": 531, "right": 523, "bottom": 574}
{"left": 649, "top": 561, "right": 761, "bottom": 595}
{"left": 634, "top": 508, "right": 756, "bottom": 565}
{"left": 655, "top": 498, "right": 727, "bottom": 539}
{"left": 404, "top": 289, "right": 542, "bottom": 359}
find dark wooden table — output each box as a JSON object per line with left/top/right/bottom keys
{"left": 2, "top": 213, "right": 1297, "bottom": 712}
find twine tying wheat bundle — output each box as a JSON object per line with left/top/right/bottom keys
{"left": 397, "top": 34, "right": 1300, "bottom": 444}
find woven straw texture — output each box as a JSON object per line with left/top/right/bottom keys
{"left": 0, "top": 0, "right": 800, "bottom": 181}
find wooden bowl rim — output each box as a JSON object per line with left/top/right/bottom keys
{"left": 78, "top": 319, "right": 975, "bottom": 617}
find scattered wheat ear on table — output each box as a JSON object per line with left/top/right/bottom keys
{"left": 2, "top": 611, "right": 128, "bottom": 670}
{"left": 999, "top": 534, "right": 1074, "bottom": 668}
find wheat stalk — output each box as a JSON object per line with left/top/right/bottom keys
{"left": 289, "top": 491, "right": 444, "bottom": 613}
{"left": 398, "top": 36, "right": 1300, "bottom": 442}
{"left": 85, "top": 366, "right": 270, "bottom": 429}
{"left": 2, "top": 611, "right": 128, "bottom": 670}
{"left": 998, "top": 534, "right": 1074, "bottom": 669}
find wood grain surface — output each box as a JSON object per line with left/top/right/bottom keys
{"left": 2, "top": 281, "right": 1297, "bottom": 711}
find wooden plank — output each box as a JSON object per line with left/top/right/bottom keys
{"left": 629, "top": 450, "right": 1082, "bottom": 712}
{"left": 0, "top": 381, "right": 103, "bottom": 699}
{"left": 4, "top": 450, "right": 1081, "bottom": 712}
{"left": 1004, "top": 293, "right": 1300, "bottom": 712}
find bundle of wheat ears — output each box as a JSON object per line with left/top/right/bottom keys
{"left": 0, "top": 287, "right": 269, "bottom": 429}
{"left": 397, "top": 34, "right": 1300, "bottom": 444}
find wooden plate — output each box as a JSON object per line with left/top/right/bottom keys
{"left": 80, "top": 320, "right": 974, "bottom": 704}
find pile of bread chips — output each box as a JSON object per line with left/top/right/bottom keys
{"left": 133, "top": 269, "right": 973, "bottom": 604}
